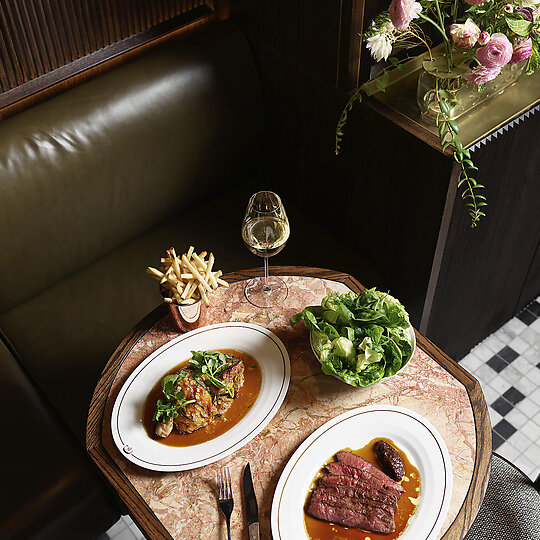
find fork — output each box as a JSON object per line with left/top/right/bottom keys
{"left": 217, "top": 467, "right": 234, "bottom": 540}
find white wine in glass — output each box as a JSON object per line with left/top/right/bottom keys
{"left": 242, "top": 191, "right": 290, "bottom": 307}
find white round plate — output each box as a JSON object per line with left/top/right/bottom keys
{"left": 111, "top": 322, "right": 290, "bottom": 471}
{"left": 271, "top": 405, "right": 452, "bottom": 540}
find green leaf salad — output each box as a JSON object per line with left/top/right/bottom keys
{"left": 290, "top": 288, "right": 415, "bottom": 388}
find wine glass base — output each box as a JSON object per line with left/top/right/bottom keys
{"left": 244, "top": 276, "right": 288, "bottom": 308}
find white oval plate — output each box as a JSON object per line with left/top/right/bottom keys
{"left": 111, "top": 322, "right": 290, "bottom": 471}
{"left": 271, "top": 405, "right": 452, "bottom": 540}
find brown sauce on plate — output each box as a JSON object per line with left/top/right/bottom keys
{"left": 304, "top": 438, "right": 421, "bottom": 540}
{"left": 142, "top": 349, "right": 262, "bottom": 447}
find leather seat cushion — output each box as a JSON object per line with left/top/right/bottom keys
{"left": 0, "top": 340, "right": 119, "bottom": 540}
{"left": 0, "top": 21, "right": 262, "bottom": 313}
{"left": 0, "top": 181, "right": 384, "bottom": 442}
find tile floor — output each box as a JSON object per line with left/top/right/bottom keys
{"left": 102, "top": 297, "right": 540, "bottom": 540}
{"left": 460, "top": 295, "right": 540, "bottom": 481}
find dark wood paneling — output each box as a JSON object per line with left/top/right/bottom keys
{"left": 230, "top": 0, "right": 393, "bottom": 91}
{"left": 0, "top": 0, "right": 229, "bottom": 114}
{"left": 0, "top": 0, "right": 205, "bottom": 91}
{"left": 231, "top": 0, "right": 344, "bottom": 87}
{"left": 424, "top": 112, "right": 540, "bottom": 359}
{"left": 517, "top": 237, "right": 540, "bottom": 313}
{"left": 231, "top": 0, "right": 540, "bottom": 359}
{"left": 323, "top": 103, "right": 452, "bottom": 324}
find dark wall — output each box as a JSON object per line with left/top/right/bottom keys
{"left": 0, "top": 0, "right": 229, "bottom": 115}
{"left": 230, "top": 0, "right": 452, "bottom": 325}
{"left": 425, "top": 113, "right": 540, "bottom": 358}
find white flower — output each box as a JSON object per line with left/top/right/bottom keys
{"left": 366, "top": 23, "right": 395, "bottom": 62}
{"left": 450, "top": 18, "right": 481, "bottom": 49}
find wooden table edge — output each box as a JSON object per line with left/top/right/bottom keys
{"left": 415, "top": 332, "right": 492, "bottom": 539}
{"left": 85, "top": 266, "right": 491, "bottom": 540}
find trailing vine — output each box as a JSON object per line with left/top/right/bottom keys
{"left": 335, "top": 64, "right": 486, "bottom": 228}
{"left": 433, "top": 83, "right": 486, "bottom": 227}
{"left": 335, "top": 89, "right": 362, "bottom": 156}
{"left": 335, "top": 60, "right": 404, "bottom": 156}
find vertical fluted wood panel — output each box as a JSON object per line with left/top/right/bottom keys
{"left": 0, "top": 0, "right": 214, "bottom": 93}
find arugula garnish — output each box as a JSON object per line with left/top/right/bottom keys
{"left": 161, "top": 372, "right": 188, "bottom": 400}
{"left": 153, "top": 351, "right": 239, "bottom": 425}
{"left": 152, "top": 371, "right": 195, "bottom": 423}
{"left": 189, "top": 350, "right": 237, "bottom": 397}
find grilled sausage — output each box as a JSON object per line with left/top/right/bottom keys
{"left": 374, "top": 440, "right": 405, "bottom": 481}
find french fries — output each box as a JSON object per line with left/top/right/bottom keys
{"left": 146, "top": 246, "right": 228, "bottom": 307}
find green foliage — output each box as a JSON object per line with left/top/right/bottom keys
{"left": 161, "top": 372, "right": 188, "bottom": 400}
{"left": 335, "top": 58, "right": 408, "bottom": 156}
{"left": 375, "top": 70, "right": 391, "bottom": 92}
{"left": 335, "top": 90, "right": 362, "bottom": 156}
{"left": 527, "top": 40, "right": 540, "bottom": 75}
{"left": 505, "top": 16, "right": 532, "bottom": 37}
{"left": 189, "top": 350, "right": 238, "bottom": 397}
{"left": 153, "top": 372, "right": 196, "bottom": 424}
{"left": 434, "top": 87, "right": 485, "bottom": 227}
{"left": 290, "top": 289, "right": 414, "bottom": 388}
{"left": 154, "top": 398, "right": 186, "bottom": 424}
{"left": 335, "top": 0, "right": 540, "bottom": 228}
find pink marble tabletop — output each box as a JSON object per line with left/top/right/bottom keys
{"left": 101, "top": 275, "right": 478, "bottom": 540}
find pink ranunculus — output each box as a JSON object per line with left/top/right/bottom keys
{"left": 450, "top": 18, "right": 481, "bottom": 49}
{"left": 509, "top": 37, "right": 533, "bottom": 64}
{"left": 463, "top": 65, "right": 501, "bottom": 85}
{"left": 476, "top": 33, "right": 513, "bottom": 68}
{"left": 389, "top": 0, "right": 422, "bottom": 31}
{"left": 464, "top": 0, "right": 486, "bottom": 4}
{"left": 478, "top": 32, "right": 491, "bottom": 46}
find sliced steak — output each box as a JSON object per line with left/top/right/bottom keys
{"left": 313, "top": 485, "right": 399, "bottom": 513}
{"left": 323, "top": 464, "right": 404, "bottom": 497}
{"left": 311, "top": 489, "right": 396, "bottom": 518}
{"left": 335, "top": 451, "right": 405, "bottom": 493}
{"left": 307, "top": 500, "right": 395, "bottom": 534}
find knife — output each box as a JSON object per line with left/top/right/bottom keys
{"left": 243, "top": 463, "right": 260, "bottom": 540}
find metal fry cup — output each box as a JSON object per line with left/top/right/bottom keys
{"left": 168, "top": 300, "right": 205, "bottom": 332}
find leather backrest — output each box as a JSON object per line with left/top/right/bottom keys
{"left": 0, "top": 21, "right": 263, "bottom": 313}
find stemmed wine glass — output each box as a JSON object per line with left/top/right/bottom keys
{"left": 241, "top": 191, "right": 290, "bottom": 307}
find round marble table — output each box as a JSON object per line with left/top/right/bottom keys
{"left": 87, "top": 267, "right": 492, "bottom": 540}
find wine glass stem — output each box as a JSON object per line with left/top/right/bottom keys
{"left": 263, "top": 256, "right": 271, "bottom": 292}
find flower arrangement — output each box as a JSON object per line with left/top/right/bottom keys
{"left": 336, "top": 0, "right": 540, "bottom": 227}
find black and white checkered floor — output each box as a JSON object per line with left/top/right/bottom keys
{"left": 102, "top": 297, "right": 540, "bottom": 540}
{"left": 460, "top": 297, "right": 540, "bottom": 480}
